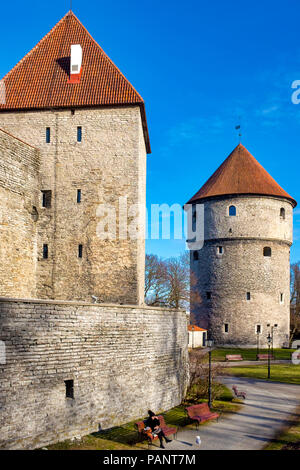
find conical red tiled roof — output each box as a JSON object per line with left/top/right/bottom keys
{"left": 187, "top": 144, "right": 296, "bottom": 207}
{"left": 0, "top": 11, "right": 150, "bottom": 153}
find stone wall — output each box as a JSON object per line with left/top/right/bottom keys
{"left": 0, "top": 106, "right": 147, "bottom": 305}
{"left": 0, "top": 129, "right": 40, "bottom": 298}
{"left": 0, "top": 298, "right": 189, "bottom": 450}
{"left": 190, "top": 196, "right": 293, "bottom": 347}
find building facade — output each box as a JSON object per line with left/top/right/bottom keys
{"left": 187, "top": 144, "right": 296, "bottom": 348}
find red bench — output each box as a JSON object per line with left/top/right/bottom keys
{"left": 232, "top": 385, "right": 247, "bottom": 400}
{"left": 186, "top": 403, "right": 219, "bottom": 429}
{"left": 135, "top": 415, "right": 177, "bottom": 448}
{"left": 256, "top": 354, "right": 274, "bottom": 360}
{"left": 225, "top": 354, "right": 243, "bottom": 361}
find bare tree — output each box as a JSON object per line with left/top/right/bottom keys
{"left": 290, "top": 262, "right": 300, "bottom": 343}
{"left": 145, "top": 254, "right": 168, "bottom": 306}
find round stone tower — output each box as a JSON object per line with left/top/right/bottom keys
{"left": 187, "top": 144, "right": 297, "bottom": 348}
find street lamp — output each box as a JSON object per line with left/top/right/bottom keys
{"left": 206, "top": 339, "right": 214, "bottom": 408}
{"left": 267, "top": 333, "right": 272, "bottom": 379}
{"left": 267, "top": 323, "right": 278, "bottom": 358}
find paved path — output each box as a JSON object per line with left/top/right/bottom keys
{"left": 157, "top": 377, "right": 300, "bottom": 450}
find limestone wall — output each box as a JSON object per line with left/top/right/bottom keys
{"left": 0, "top": 129, "right": 40, "bottom": 298}
{"left": 0, "top": 106, "right": 147, "bottom": 304}
{"left": 0, "top": 298, "right": 189, "bottom": 450}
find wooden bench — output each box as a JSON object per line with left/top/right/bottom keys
{"left": 232, "top": 385, "right": 247, "bottom": 400}
{"left": 186, "top": 403, "right": 219, "bottom": 429}
{"left": 256, "top": 354, "right": 274, "bottom": 360}
{"left": 135, "top": 415, "right": 177, "bottom": 448}
{"left": 225, "top": 354, "right": 243, "bottom": 361}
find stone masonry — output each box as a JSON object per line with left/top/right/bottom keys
{"left": 0, "top": 298, "right": 189, "bottom": 450}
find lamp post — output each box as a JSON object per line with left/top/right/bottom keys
{"left": 206, "top": 339, "right": 214, "bottom": 408}
{"left": 267, "top": 323, "right": 278, "bottom": 359}
{"left": 256, "top": 331, "right": 260, "bottom": 357}
{"left": 267, "top": 333, "right": 272, "bottom": 379}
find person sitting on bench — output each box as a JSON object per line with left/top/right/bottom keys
{"left": 144, "top": 410, "right": 171, "bottom": 449}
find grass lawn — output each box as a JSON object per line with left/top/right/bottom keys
{"left": 264, "top": 405, "right": 300, "bottom": 450}
{"left": 46, "top": 384, "right": 241, "bottom": 450}
{"left": 226, "top": 363, "right": 300, "bottom": 384}
{"left": 212, "top": 348, "right": 294, "bottom": 362}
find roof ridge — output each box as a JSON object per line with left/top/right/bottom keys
{"left": 69, "top": 12, "right": 144, "bottom": 103}
{"left": 1, "top": 11, "right": 71, "bottom": 82}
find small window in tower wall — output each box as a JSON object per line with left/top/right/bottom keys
{"left": 206, "top": 292, "right": 211, "bottom": 300}
{"left": 256, "top": 324, "right": 261, "bottom": 334}
{"left": 77, "top": 189, "right": 81, "bottom": 203}
{"left": 43, "top": 244, "right": 48, "bottom": 259}
{"left": 247, "top": 292, "right": 251, "bottom": 301}
{"left": 264, "top": 247, "right": 272, "bottom": 257}
{"left": 280, "top": 293, "right": 284, "bottom": 304}
{"left": 65, "top": 380, "right": 74, "bottom": 399}
{"left": 77, "top": 126, "right": 82, "bottom": 142}
{"left": 78, "top": 244, "right": 83, "bottom": 258}
{"left": 280, "top": 208, "right": 285, "bottom": 219}
{"left": 46, "top": 127, "right": 50, "bottom": 143}
{"left": 193, "top": 251, "right": 199, "bottom": 261}
{"left": 42, "top": 190, "right": 52, "bottom": 208}
{"left": 218, "top": 246, "right": 223, "bottom": 254}
{"left": 229, "top": 205, "right": 236, "bottom": 216}
{"left": 224, "top": 323, "right": 229, "bottom": 333}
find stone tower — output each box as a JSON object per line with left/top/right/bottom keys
{"left": 187, "top": 144, "right": 296, "bottom": 348}
{"left": 0, "top": 11, "right": 150, "bottom": 305}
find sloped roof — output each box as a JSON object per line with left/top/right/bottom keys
{"left": 187, "top": 143, "right": 296, "bottom": 207}
{"left": 0, "top": 11, "right": 150, "bottom": 153}
{"left": 188, "top": 325, "right": 207, "bottom": 332}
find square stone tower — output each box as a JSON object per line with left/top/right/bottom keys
{"left": 0, "top": 11, "right": 150, "bottom": 304}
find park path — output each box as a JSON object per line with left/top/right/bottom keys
{"left": 157, "top": 377, "right": 300, "bottom": 450}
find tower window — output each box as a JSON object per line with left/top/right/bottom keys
{"left": 256, "top": 324, "right": 262, "bottom": 334}
{"left": 77, "top": 189, "right": 81, "bottom": 203}
{"left": 224, "top": 323, "right": 229, "bottom": 333}
{"left": 280, "top": 293, "right": 284, "bottom": 304}
{"left": 77, "top": 126, "right": 82, "bottom": 142}
{"left": 280, "top": 208, "right": 285, "bottom": 220}
{"left": 78, "top": 244, "right": 83, "bottom": 258}
{"left": 247, "top": 292, "right": 251, "bottom": 301}
{"left": 229, "top": 205, "right": 236, "bottom": 216}
{"left": 218, "top": 246, "right": 223, "bottom": 254}
{"left": 41, "top": 190, "right": 52, "bottom": 208}
{"left": 193, "top": 251, "right": 199, "bottom": 261}
{"left": 65, "top": 380, "right": 74, "bottom": 399}
{"left": 43, "top": 244, "right": 48, "bottom": 259}
{"left": 46, "top": 127, "right": 50, "bottom": 143}
{"left": 206, "top": 292, "right": 211, "bottom": 300}
{"left": 263, "top": 247, "right": 272, "bottom": 257}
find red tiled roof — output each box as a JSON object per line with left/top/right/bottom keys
{"left": 188, "top": 325, "right": 207, "bottom": 332}
{"left": 0, "top": 11, "right": 150, "bottom": 153}
{"left": 187, "top": 144, "right": 296, "bottom": 207}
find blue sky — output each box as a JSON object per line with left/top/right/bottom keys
{"left": 1, "top": 0, "right": 300, "bottom": 262}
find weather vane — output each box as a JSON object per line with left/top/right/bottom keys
{"left": 235, "top": 117, "right": 242, "bottom": 143}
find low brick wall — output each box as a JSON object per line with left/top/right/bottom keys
{"left": 0, "top": 298, "right": 189, "bottom": 449}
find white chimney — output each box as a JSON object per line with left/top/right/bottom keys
{"left": 70, "top": 44, "right": 82, "bottom": 75}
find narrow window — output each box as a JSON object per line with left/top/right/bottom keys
{"left": 41, "top": 190, "right": 52, "bottom": 208}
{"left": 224, "top": 323, "right": 229, "bottom": 333}
{"left": 256, "top": 324, "right": 261, "bottom": 334}
{"left": 247, "top": 292, "right": 251, "bottom": 301}
{"left": 263, "top": 247, "right": 272, "bottom": 257}
{"left": 46, "top": 127, "right": 50, "bottom": 143}
{"left": 206, "top": 292, "right": 211, "bottom": 300}
{"left": 280, "top": 293, "right": 284, "bottom": 304}
{"left": 43, "top": 244, "right": 48, "bottom": 259}
{"left": 77, "top": 189, "right": 81, "bottom": 203}
{"left": 229, "top": 205, "right": 236, "bottom": 216}
{"left": 65, "top": 380, "right": 74, "bottom": 399}
{"left": 193, "top": 251, "right": 199, "bottom": 261}
{"left": 218, "top": 246, "right": 223, "bottom": 254}
{"left": 280, "top": 208, "right": 285, "bottom": 220}
{"left": 77, "top": 126, "right": 82, "bottom": 142}
{"left": 78, "top": 244, "right": 83, "bottom": 258}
